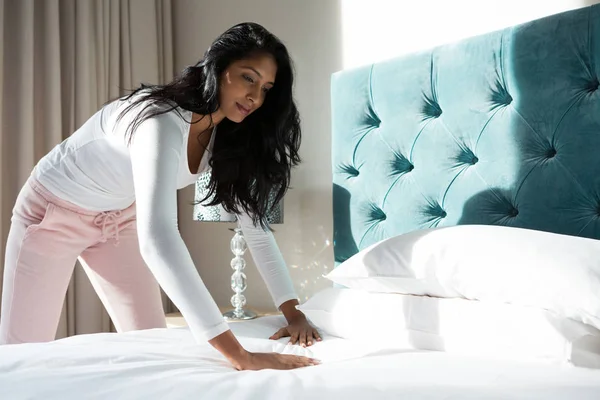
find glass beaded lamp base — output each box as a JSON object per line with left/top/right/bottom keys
{"left": 223, "top": 226, "right": 257, "bottom": 322}
{"left": 223, "top": 309, "right": 258, "bottom": 321}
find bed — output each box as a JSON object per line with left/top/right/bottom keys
{"left": 2, "top": 4, "right": 600, "bottom": 399}
{"left": 1, "top": 316, "right": 600, "bottom": 399}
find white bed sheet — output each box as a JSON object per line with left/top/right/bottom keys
{"left": 1, "top": 316, "right": 600, "bottom": 400}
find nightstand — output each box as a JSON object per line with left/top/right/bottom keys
{"left": 165, "top": 312, "right": 188, "bottom": 328}
{"left": 165, "top": 309, "right": 282, "bottom": 328}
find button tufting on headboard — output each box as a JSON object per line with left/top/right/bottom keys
{"left": 455, "top": 145, "right": 479, "bottom": 166}
{"left": 587, "top": 78, "right": 599, "bottom": 93}
{"left": 390, "top": 152, "right": 414, "bottom": 176}
{"left": 490, "top": 79, "right": 513, "bottom": 107}
{"left": 339, "top": 164, "right": 360, "bottom": 178}
{"left": 423, "top": 201, "right": 447, "bottom": 221}
{"left": 421, "top": 93, "right": 443, "bottom": 120}
{"left": 367, "top": 203, "right": 387, "bottom": 223}
{"left": 364, "top": 107, "right": 381, "bottom": 128}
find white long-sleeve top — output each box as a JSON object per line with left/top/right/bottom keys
{"left": 33, "top": 93, "right": 298, "bottom": 343}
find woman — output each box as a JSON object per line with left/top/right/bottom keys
{"left": 0, "top": 22, "right": 321, "bottom": 371}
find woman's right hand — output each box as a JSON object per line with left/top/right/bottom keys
{"left": 209, "top": 329, "right": 320, "bottom": 371}
{"left": 236, "top": 352, "right": 320, "bottom": 371}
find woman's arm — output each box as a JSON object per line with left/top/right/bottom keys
{"left": 237, "top": 213, "right": 322, "bottom": 346}
{"left": 278, "top": 298, "right": 304, "bottom": 323}
{"left": 237, "top": 213, "right": 300, "bottom": 321}
{"left": 128, "top": 111, "right": 235, "bottom": 343}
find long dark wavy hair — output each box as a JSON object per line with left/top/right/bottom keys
{"left": 114, "top": 22, "right": 301, "bottom": 229}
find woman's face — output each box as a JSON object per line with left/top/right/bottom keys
{"left": 218, "top": 53, "right": 277, "bottom": 123}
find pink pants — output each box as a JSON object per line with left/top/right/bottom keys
{"left": 0, "top": 177, "right": 166, "bottom": 344}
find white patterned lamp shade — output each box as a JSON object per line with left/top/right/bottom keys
{"left": 193, "top": 171, "right": 284, "bottom": 321}
{"left": 193, "top": 171, "right": 284, "bottom": 224}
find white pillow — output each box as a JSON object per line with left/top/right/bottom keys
{"left": 298, "top": 287, "right": 600, "bottom": 368}
{"left": 324, "top": 225, "right": 600, "bottom": 331}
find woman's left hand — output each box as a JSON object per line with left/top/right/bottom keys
{"left": 270, "top": 315, "right": 322, "bottom": 347}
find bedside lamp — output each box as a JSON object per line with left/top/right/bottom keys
{"left": 193, "top": 171, "right": 284, "bottom": 321}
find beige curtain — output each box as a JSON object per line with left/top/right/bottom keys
{"left": 0, "top": 0, "right": 175, "bottom": 339}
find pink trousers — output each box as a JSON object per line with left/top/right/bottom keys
{"left": 0, "top": 177, "right": 166, "bottom": 344}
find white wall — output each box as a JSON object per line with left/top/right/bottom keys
{"left": 173, "top": 0, "right": 599, "bottom": 312}
{"left": 342, "top": 0, "right": 600, "bottom": 68}
{"left": 173, "top": 0, "right": 343, "bottom": 312}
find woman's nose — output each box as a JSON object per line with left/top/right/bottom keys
{"left": 246, "top": 87, "right": 261, "bottom": 104}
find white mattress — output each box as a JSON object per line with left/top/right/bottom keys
{"left": 1, "top": 316, "right": 600, "bottom": 400}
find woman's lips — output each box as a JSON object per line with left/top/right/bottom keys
{"left": 236, "top": 103, "right": 251, "bottom": 115}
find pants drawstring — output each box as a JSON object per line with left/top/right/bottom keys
{"left": 93, "top": 210, "right": 122, "bottom": 245}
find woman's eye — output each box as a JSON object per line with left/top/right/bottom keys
{"left": 243, "top": 75, "right": 254, "bottom": 83}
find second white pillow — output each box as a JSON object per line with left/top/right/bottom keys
{"left": 299, "top": 287, "right": 600, "bottom": 368}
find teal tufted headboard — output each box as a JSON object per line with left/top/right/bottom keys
{"left": 331, "top": 4, "right": 600, "bottom": 265}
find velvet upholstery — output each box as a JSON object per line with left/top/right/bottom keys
{"left": 331, "top": 5, "right": 600, "bottom": 264}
